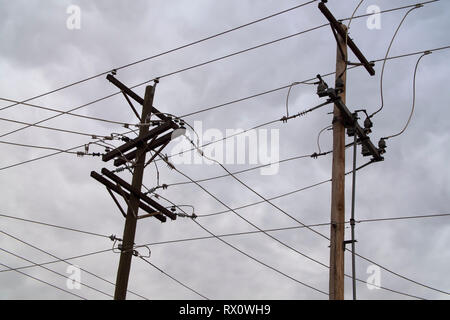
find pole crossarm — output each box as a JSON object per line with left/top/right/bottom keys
{"left": 113, "top": 131, "right": 174, "bottom": 166}
{"left": 106, "top": 74, "right": 179, "bottom": 128}
{"left": 318, "top": 1, "right": 376, "bottom": 76}
{"left": 91, "top": 171, "right": 167, "bottom": 222}
{"left": 101, "top": 168, "right": 177, "bottom": 221}
{"left": 319, "top": 87, "right": 384, "bottom": 162}
{"left": 102, "top": 121, "right": 173, "bottom": 162}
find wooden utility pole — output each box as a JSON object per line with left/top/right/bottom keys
{"left": 114, "top": 84, "right": 155, "bottom": 300}
{"left": 329, "top": 25, "right": 347, "bottom": 301}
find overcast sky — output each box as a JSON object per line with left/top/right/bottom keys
{"left": 0, "top": 0, "right": 449, "bottom": 300}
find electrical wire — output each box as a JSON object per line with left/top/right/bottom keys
{"left": 0, "top": 23, "right": 329, "bottom": 142}
{"left": 0, "top": 1, "right": 439, "bottom": 145}
{"left": 0, "top": 248, "right": 113, "bottom": 273}
{"left": 167, "top": 153, "right": 321, "bottom": 187}
{"left": 0, "top": 261, "right": 87, "bottom": 300}
{"left": 0, "top": 1, "right": 319, "bottom": 114}
{"left": 0, "top": 97, "right": 134, "bottom": 127}
{"left": 285, "top": 81, "right": 317, "bottom": 118}
{"left": 0, "top": 229, "right": 149, "bottom": 300}
{"left": 0, "top": 115, "right": 111, "bottom": 139}
{"left": 316, "top": 125, "right": 333, "bottom": 154}
{"left": 382, "top": 52, "right": 430, "bottom": 140}
{"left": 152, "top": 193, "right": 329, "bottom": 296}
{"left": 370, "top": 4, "right": 424, "bottom": 119}
{"left": 0, "top": 45, "right": 447, "bottom": 170}
{"left": 150, "top": 192, "right": 427, "bottom": 299}
{"left": 179, "top": 132, "right": 449, "bottom": 296}
{"left": 0, "top": 246, "right": 113, "bottom": 299}
{"left": 138, "top": 256, "right": 209, "bottom": 300}
{"left": 0, "top": 213, "right": 110, "bottom": 239}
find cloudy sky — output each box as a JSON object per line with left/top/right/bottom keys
{"left": 0, "top": 0, "right": 449, "bottom": 300}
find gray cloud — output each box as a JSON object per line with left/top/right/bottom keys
{"left": 0, "top": 0, "right": 449, "bottom": 300}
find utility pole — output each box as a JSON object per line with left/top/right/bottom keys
{"left": 113, "top": 84, "right": 155, "bottom": 300}
{"left": 91, "top": 74, "right": 180, "bottom": 300}
{"left": 329, "top": 24, "right": 347, "bottom": 301}
{"left": 317, "top": 1, "right": 379, "bottom": 300}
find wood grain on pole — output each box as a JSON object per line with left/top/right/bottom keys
{"left": 114, "top": 85, "right": 155, "bottom": 300}
{"left": 329, "top": 24, "right": 347, "bottom": 301}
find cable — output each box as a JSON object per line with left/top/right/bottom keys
{"left": 0, "top": 1, "right": 319, "bottom": 114}
{"left": 0, "top": 248, "right": 112, "bottom": 273}
{"left": 0, "top": 2, "right": 439, "bottom": 144}
{"left": 0, "top": 140, "right": 82, "bottom": 154}
{"left": 370, "top": 4, "right": 424, "bottom": 119}
{"left": 0, "top": 18, "right": 327, "bottom": 142}
{"left": 0, "top": 246, "right": 113, "bottom": 299}
{"left": 0, "top": 261, "right": 87, "bottom": 300}
{"left": 151, "top": 193, "right": 426, "bottom": 299}
{"left": 285, "top": 81, "right": 317, "bottom": 118}
{"left": 153, "top": 193, "right": 329, "bottom": 296}
{"left": 316, "top": 125, "right": 333, "bottom": 154}
{"left": 1, "top": 46, "right": 448, "bottom": 173}
{"left": 0, "top": 128, "right": 135, "bottom": 171}
{"left": 167, "top": 153, "right": 320, "bottom": 187}
{"left": 0, "top": 229, "right": 149, "bottom": 299}
{"left": 0, "top": 213, "right": 110, "bottom": 239}
{"left": 0, "top": 115, "right": 111, "bottom": 139}
{"left": 138, "top": 256, "right": 209, "bottom": 300}
{"left": 181, "top": 139, "right": 449, "bottom": 296}
{"left": 382, "top": 52, "right": 430, "bottom": 140}
{"left": 0, "top": 97, "right": 136, "bottom": 127}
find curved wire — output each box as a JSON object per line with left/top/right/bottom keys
{"left": 370, "top": 5, "right": 423, "bottom": 118}
{"left": 382, "top": 52, "right": 430, "bottom": 140}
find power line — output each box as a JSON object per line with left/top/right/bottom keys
{"left": 0, "top": 248, "right": 113, "bottom": 273}
{"left": 0, "top": 4, "right": 436, "bottom": 142}
{"left": 370, "top": 4, "right": 424, "bottom": 119}
{"left": 0, "top": 246, "right": 113, "bottom": 299}
{"left": 0, "top": 212, "right": 110, "bottom": 239}
{"left": 0, "top": 97, "right": 133, "bottom": 127}
{"left": 132, "top": 213, "right": 450, "bottom": 247}
{"left": 0, "top": 128, "right": 136, "bottom": 171}
{"left": 138, "top": 256, "right": 209, "bottom": 300}
{"left": 0, "top": 46, "right": 447, "bottom": 173}
{"left": 0, "top": 229, "right": 149, "bottom": 300}
{"left": 0, "top": 261, "right": 87, "bottom": 300}
{"left": 154, "top": 193, "right": 329, "bottom": 296}
{"left": 382, "top": 51, "right": 430, "bottom": 140}
{"left": 153, "top": 193, "right": 426, "bottom": 299}
{"left": 0, "top": 115, "right": 111, "bottom": 139}
{"left": 180, "top": 139, "right": 449, "bottom": 296}
{"left": 0, "top": 1, "right": 319, "bottom": 114}
{"left": 166, "top": 152, "right": 324, "bottom": 187}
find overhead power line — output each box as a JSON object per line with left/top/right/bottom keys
{"left": 0, "top": 2, "right": 440, "bottom": 143}
{"left": 382, "top": 52, "right": 431, "bottom": 140}
{"left": 0, "top": 45, "right": 447, "bottom": 173}
{"left": 153, "top": 193, "right": 426, "bottom": 299}
{"left": 0, "top": 246, "right": 113, "bottom": 299}
{"left": 0, "top": 229, "right": 149, "bottom": 299}
{"left": 0, "top": 97, "right": 132, "bottom": 127}
{"left": 0, "top": 212, "right": 110, "bottom": 239}
{"left": 370, "top": 4, "right": 425, "bottom": 119}
{"left": 0, "top": 261, "right": 87, "bottom": 300}
{"left": 154, "top": 193, "right": 329, "bottom": 296}
{"left": 0, "top": 0, "right": 319, "bottom": 114}
{"left": 138, "top": 256, "right": 209, "bottom": 300}
{"left": 179, "top": 133, "right": 449, "bottom": 297}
